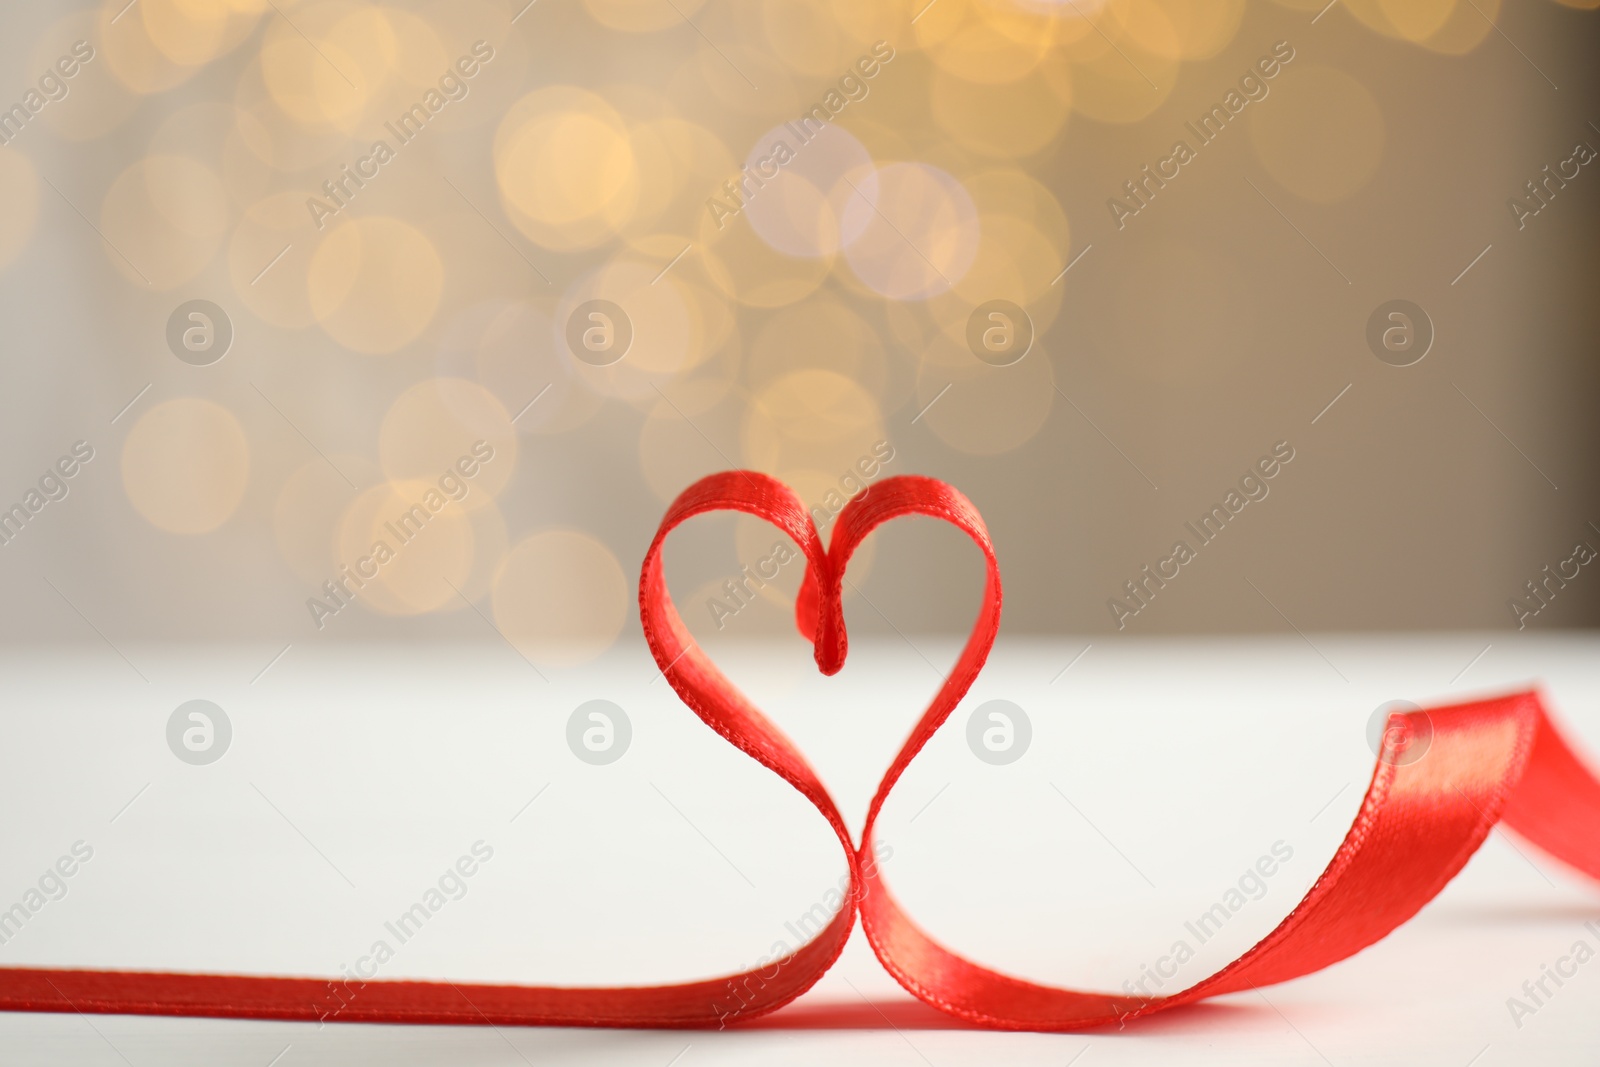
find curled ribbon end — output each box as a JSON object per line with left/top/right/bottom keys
{"left": 796, "top": 563, "right": 847, "bottom": 675}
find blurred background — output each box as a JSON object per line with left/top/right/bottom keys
{"left": 0, "top": 0, "right": 1596, "bottom": 662}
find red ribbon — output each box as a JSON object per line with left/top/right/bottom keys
{"left": 3, "top": 472, "right": 1597, "bottom": 1029}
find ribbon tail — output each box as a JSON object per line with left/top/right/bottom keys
{"left": 861, "top": 689, "right": 1600, "bottom": 1030}
{"left": 1501, "top": 694, "right": 1600, "bottom": 881}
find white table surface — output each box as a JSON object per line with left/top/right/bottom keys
{"left": 0, "top": 633, "right": 1596, "bottom": 1065}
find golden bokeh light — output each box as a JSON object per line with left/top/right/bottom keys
{"left": 679, "top": 39, "right": 805, "bottom": 121}
{"left": 616, "top": 117, "right": 698, "bottom": 240}
{"left": 743, "top": 369, "right": 885, "bottom": 477}
{"left": 739, "top": 122, "right": 876, "bottom": 259}
{"left": 334, "top": 479, "right": 476, "bottom": 616}
{"left": 1062, "top": 23, "right": 1179, "bottom": 123}
{"left": 1368, "top": 0, "right": 1461, "bottom": 40}
{"left": 760, "top": 0, "right": 870, "bottom": 78}
{"left": 121, "top": 398, "right": 251, "bottom": 535}
{"left": 273, "top": 453, "right": 381, "bottom": 586}
{"left": 258, "top": 2, "right": 394, "bottom": 131}
{"left": 419, "top": 205, "right": 546, "bottom": 334}
{"left": 216, "top": 122, "right": 277, "bottom": 208}
{"left": 1249, "top": 64, "right": 1385, "bottom": 203}
{"left": 746, "top": 294, "right": 891, "bottom": 400}
{"left": 622, "top": 118, "right": 737, "bottom": 247}
{"left": 150, "top": 100, "right": 241, "bottom": 159}
{"left": 4, "top": 0, "right": 1586, "bottom": 650}
{"left": 495, "top": 86, "right": 640, "bottom": 251}
{"left": 141, "top": 0, "right": 262, "bottom": 69}
{"left": 913, "top": 0, "right": 1058, "bottom": 85}
{"left": 966, "top": 167, "right": 1071, "bottom": 249}
{"left": 229, "top": 192, "right": 317, "bottom": 328}
{"left": 671, "top": 265, "right": 742, "bottom": 366}
{"left": 1111, "top": 0, "right": 1247, "bottom": 61}
{"left": 697, "top": 213, "right": 834, "bottom": 308}
{"left": 1340, "top": 0, "right": 1503, "bottom": 54}
{"left": 881, "top": 290, "right": 947, "bottom": 357}
{"left": 99, "top": 155, "right": 230, "bottom": 289}
{"left": 232, "top": 52, "right": 351, "bottom": 172}
{"left": 559, "top": 255, "right": 703, "bottom": 388}
{"left": 940, "top": 212, "right": 1068, "bottom": 342}
{"left": 1407, "top": 0, "right": 1500, "bottom": 55}
{"left": 841, "top": 113, "right": 917, "bottom": 174}
{"left": 438, "top": 299, "right": 609, "bottom": 438}
{"left": 97, "top": 0, "right": 203, "bottom": 95}
{"left": 929, "top": 64, "right": 1071, "bottom": 159}
{"left": 820, "top": 0, "right": 905, "bottom": 54}
{"left": 383, "top": 7, "right": 448, "bottom": 92}
{"left": 151, "top": 101, "right": 271, "bottom": 209}
{"left": 840, "top": 162, "right": 981, "bottom": 300}
{"left": 307, "top": 217, "right": 443, "bottom": 353}
{"left": 378, "top": 378, "right": 517, "bottom": 509}
{"left": 493, "top": 530, "right": 630, "bottom": 667}
{"left": 457, "top": 498, "right": 510, "bottom": 604}
{"left": 584, "top": 0, "right": 709, "bottom": 33}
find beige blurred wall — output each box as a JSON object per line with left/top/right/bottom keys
{"left": 0, "top": 0, "right": 1593, "bottom": 654}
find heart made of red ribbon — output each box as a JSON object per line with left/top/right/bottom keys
{"left": 3, "top": 471, "right": 1598, "bottom": 1030}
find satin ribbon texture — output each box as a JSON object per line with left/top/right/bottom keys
{"left": 1, "top": 471, "right": 1597, "bottom": 1029}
